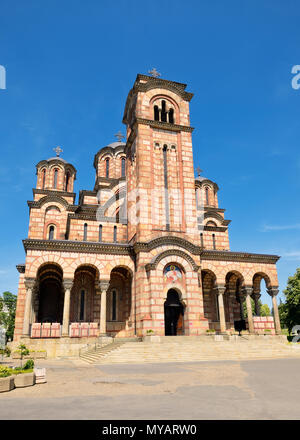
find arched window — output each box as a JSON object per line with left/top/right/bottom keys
{"left": 83, "top": 223, "right": 88, "bottom": 241}
{"left": 161, "top": 100, "right": 167, "bottom": 122}
{"left": 121, "top": 157, "right": 126, "bottom": 177}
{"left": 113, "top": 225, "right": 117, "bottom": 242}
{"left": 53, "top": 169, "right": 58, "bottom": 189}
{"left": 169, "top": 108, "right": 174, "bottom": 124}
{"left": 42, "top": 169, "right": 46, "bottom": 189}
{"left": 154, "top": 105, "right": 159, "bottom": 121}
{"left": 212, "top": 233, "right": 216, "bottom": 250}
{"left": 79, "top": 290, "right": 85, "bottom": 321}
{"left": 205, "top": 187, "right": 209, "bottom": 205}
{"left": 105, "top": 158, "right": 110, "bottom": 178}
{"left": 65, "top": 172, "right": 70, "bottom": 191}
{"left": 99, "top": 224, "right": 102, "bottom": 241}
{"left": 112, "top": 289, "right": 117, "bottom": 321}
{"left": 48, "top": 225, "right": 55, "bottom": 240}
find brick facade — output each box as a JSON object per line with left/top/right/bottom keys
{"left": 13, "top": 74, "right": 281, "bottom": 348}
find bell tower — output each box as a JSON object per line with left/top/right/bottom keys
{"left": 123, "top": 72, "right": 199, "bottom": 245}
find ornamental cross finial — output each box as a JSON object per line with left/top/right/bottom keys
{"left": 148, "top": 67, "right": 161, "bottom": 78}
{"left": 114, "top": 131, "right": 125, "bottom": 142}
{"left": 196, "top": 167, "right": 203, "bottom": 177}
{"left": 53, "top": 146, "right": 63, "bottom": 157}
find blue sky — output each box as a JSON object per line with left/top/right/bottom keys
{"left": 0, "top": 0, "right": 300, "bottom": 309}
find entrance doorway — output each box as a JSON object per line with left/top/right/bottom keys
{"left": 164, "top": 289, "right": 184, "bottom": 336}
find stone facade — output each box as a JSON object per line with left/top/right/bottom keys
{"left": 13, "top": 74, "right": 282, "bottom": 352}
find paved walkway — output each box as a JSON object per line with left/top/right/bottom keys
{"left": 1, "top": 357, "right": 300, "bottom": 419}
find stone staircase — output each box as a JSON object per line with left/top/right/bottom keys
{"left": 79, "top": 335, "right": 300, "bottom": 364}
{"left": 79, "top": 338, "right": 142, "bottom": 364}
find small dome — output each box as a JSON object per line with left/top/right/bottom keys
{"left": 46, "top": 156, "right": 68, "bottom": 164}
{"left": 106, "top": 141, "right": 126, "bottom": 148}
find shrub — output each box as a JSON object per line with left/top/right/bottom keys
{"left": 13, "top": 368, "right": 33, "bottom": 375}
{"left": 206, "top": 329, "right": 216, "bottom": 333}
{"left": 18, "top": 344, "right": 29, "bottom": 368}
{"left": 0, "top": 346, "right": 11, "bottom": 357}
{"left": 0, "top": 366, "right": 12, "bottom": 378}
{"left": 146, "top": 329, "right": 154, "bottom": 334}
{"left": 23, "top": 359, "right": 34, "bottom": 370}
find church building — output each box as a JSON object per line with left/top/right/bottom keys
{"left": 13, "top": 73, "right": 282, "bottom": 355}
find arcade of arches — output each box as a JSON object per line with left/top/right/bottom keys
{"left": 18, "top": 260, "right": 282, "bottom": 341}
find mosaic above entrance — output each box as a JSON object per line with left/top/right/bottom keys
{"left": 164, "top": 264, "right": 182, "bottom": 283}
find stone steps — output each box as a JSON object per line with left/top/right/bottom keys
{"left": 95, "top": 341, "right": 300, "bottom": 364}
{"left": 78, "top": 336, "right": 300, "bottom": 365}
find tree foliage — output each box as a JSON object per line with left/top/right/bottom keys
{"left": 243, "top": 298, "right": 270, "bottom": 318}
{"left": 0, "top": 291, "right": 17, "bottom": 341}
{"left": 281, "top": 268, "right": 300, "bottom": 334}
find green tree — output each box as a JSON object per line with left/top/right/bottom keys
{"left": 0, "top": 292, "right": 17, "bottom": 341}
{"left": 243, "top": 298, "right": 270, "bottom": 318}
{"left": 282, "top": 268, "right": 300, "bottom": 334}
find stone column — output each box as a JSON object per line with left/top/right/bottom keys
{"left": 62, "top": 279, "right": 73, "bottom": 337}
{"left": 268, "top": 287, "right": 281, "bottom": 334}
{"left": 238, "top": 291, "right": 244, "bottom": 320}
{"left": 23, "top": 278, "right": 35, "bottom": 336}
{"left": 244, "top": 286, "right": 254, "bottom": 334}
{"left": 99, "top": 280, "right": 110, "bottom": 335}
{"left": 214, "top": 285, "right": 226, "bottom": 333}
{"left": 252, "top": 291, "right": 261, "bottom": 316}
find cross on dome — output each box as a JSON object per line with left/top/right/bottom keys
{"left": 148, "top": 68, "right": 161, "bottom": 78}
{"left": 53, "top": 146, "right": 63, "bottom": 157}
{"left": 196, "top": 167, "right": 203, "bottom": 177}
{"left": 114, "top": 131, "right": 125, "bottom": 142}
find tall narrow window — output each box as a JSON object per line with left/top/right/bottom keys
{"left": 205, "top": 187, "right": 209, "bottom": 205}
{"left": 200, "top": 232, "right": 204, "bottom": 248}
{"left": 163, "top": 145, "right": 170, "bottom": 231}
{"left": 105, "top": 158, "right": 110, "bottom": 178}
{"left": 154, "top": 105, "right": 159, "bottom": 121}
{"left": 112, "top": 290, "right": 117, "bottom": 321}
{"left": 65, "top": 172, "right": 70, "bottom": 191}
{"left": 83, "top": 223, "right": 88, "bottom": 241}
{"left": 99, "top": 224, "right": 102, "bottom": 241}
{"left": 161, "top": 100, "right": 167, "bottom": 122}
{"left": 169, "top": 108, "right": 174, "bottom": 124}
{"left": 42, "top": 169, "right": 46, "bottom": 189}
{"left": 79, "top": 290, "right": 85, "bottom": 321}
{"left": 212, "top": 233, "right": 216, "bottom": 250}
{"left": 113, "top": 225, "right": 117, "bottom": 242}
{"left": 121, "top": 157, "right": 126, "bottom": 177}
{"left": 48, "top": 225, "right": 55, "bottom": 240}
{"left": 54, "top": 169, "right": 58, "bottom": 189}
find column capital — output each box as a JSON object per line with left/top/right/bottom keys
{"left": 99, "top": 280, "right": 110, "bottom": 293}
{"left": 252, "top": 291, "right": 261, "bottom": 299}
{"left": 24, "top": 278, "right": 35, "bottom": 289}
{"left": 63, "top": 279, "right": 73, "bottom": 290}
{"left": 267, "top": 287, "right": 279, "bottom": 297}
{"left": 242, "top": 285, "right": 253, "bottom": 296}
{"left": 213, "top": 285, "right": 226, "bottom": 295}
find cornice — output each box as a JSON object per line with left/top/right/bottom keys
{"left": 16, "top": 264, "right": 25, "bottom": 274}
{"left": 33, "top": 188, "right": 76, "bottom": 203}
{"left": 22, "top": 237, "right": 280, "bottom": 265}
{"left": 203, "top": 226, "right": 228, "bottom": 232}
{"left": 133, "top": 236, "right": 202, "bottom": 255}
{"left": 23, "top": 239, "right": 133, "bottom": 256}
{"left": 134, "top": 75, "right": 194, "bottom": 101}
{"left": 28, "top": 194, "right": 78, "bottom": 211}
{"left": 135, "top": 118, "right": 194, "bottom": 133}
{"left": 201, "top": 250, "right": 280, "bottom": 264}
